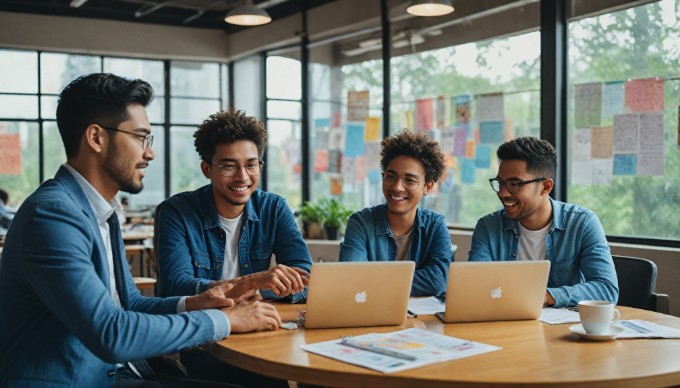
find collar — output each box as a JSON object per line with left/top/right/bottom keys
{"left": 199, "top": 185, "right": 260, "bottom": 230}
{"left": 502, "top": 197, "right": 563, "bottom": 234}
{"left": 375, "top": 203, "right": 423, "bottom": 237}
{"left": 63, "top": 163, "right": 124, "bottom": 224}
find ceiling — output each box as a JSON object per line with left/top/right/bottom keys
{"left": 0, "top": 0, "right": 335, "bottom": 32}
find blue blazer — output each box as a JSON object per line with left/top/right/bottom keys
{"left": 0, "top": 167, "right": 225, "bottom": 387}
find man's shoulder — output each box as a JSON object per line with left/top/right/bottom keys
{"left": 249, "top": 189, "right": 288, "bottom": 209}
{"left": 416, "top": 207, "right": 446, "bottom": 223}
{"left": 160, "top": 185, "right": 209, "bottom": 209}
{"left": 554, "top": 200, "right": 597, "bottom": 223}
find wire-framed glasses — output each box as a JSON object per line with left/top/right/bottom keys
{"left": 381, "top": 172, "right": 422, "bottom": 190}
{"left": 99, "top": 125, "right": 154, "bottom": 150}
{"left": 208, "top": 160, "right": 264, "bottom": 177}
{"left": 489, "top": 177, "right": 546, "bottom": 194}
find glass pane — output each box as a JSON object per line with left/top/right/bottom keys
{"left": 41, "top": 96, "right": 57, "bottom": 120}
{"left": 0, "top": 95, "right": 39, "bottom": 119}
{"left": 40, "top": 53, "right": 101, "bottom": 94}
{"left": 43, "top": 121, "right": 67, "bottom": 180}
{"left": 567, "top": 0, "right": 680, "bottom": 240}
{"left": 221, "top": 64, "right": 229, "bottom": 110}
{"left": 170, "top": 126, "right": 204, "bottom": 194}
{"left": 0, "top": 50, "right": 37, "bottom": 93}
{"left": 0, "top": 121, "right": 40, "bottom": 205}
{"left": 147, "top": 97, "right": 164, "bottom": 124}
{"left": 266, "top": 119, "right": 302, "bottom": 209}
{"left": 233, "top": 56, "right": 262, "bottom": 118}
{"left": 128, "top": 125, "right": 165, "bottom": 209}
{"left": 170, "top": 98, "right": 221, "bottom": 125}
{"left": 267, "top": 56, "right": 302, "bottom": 100}
{"left": 267, "top": 100, "right": 301, "bottom": 120}
{"left": 171, "top": 61, "right": 220, "bottom": 98}
{"left": 103, "top": 57, "right": 165, "bottom": 95}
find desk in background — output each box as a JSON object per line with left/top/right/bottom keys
{"left": 207, "top": 305, "right": 680, "bottom": 387}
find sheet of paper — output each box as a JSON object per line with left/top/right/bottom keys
{"left": 571, "top": 160, "right": 592, "bottom": 186}
{"left": 613, "top": 114, "right": 638, "bottom": 153}
{"left": 440, "top": 127, "right": 455, "bottom": 156}
{"left": 453, "top": 94, "right": 471, "bottom": 124}
{"left": 637, "top": 112, "right": 665, "bottom": 176}
{"left": 625, "top": 77, "right": 664, "bottom": 113}
{"left": 364, "top": 117, "right": 380, "bottom": 141}
{"left": 479, "top": 121, "right": 505, "bottom": 144}
{"left": 602, "top": 81, "right": 625, "bottom": 118}
{"left": 614, "top": 320, "right": 680, "bottom": 339}
{"left": 416, "top": 98, "right": 434, "bottom": 131}
{"left": 348, "top": 90, "right": 369, "bottom": 121}
{"left": 476, "top": 93, "right": 504, "bottom": 122}
{"left": 301, "top": 328, "right": 501, "bottom": 374}
{"left": 572, "top": 129, "right": 591, "bottom": 161}
{"left": 539, "top": 308, "right": 580, "bottom": 324}
{"left": 474, "top": 144, "right": 492, "bottom": 169}
{"left": 461, "top": 158, "right": 476, "bottom": 184}
{"left": 574, "top": 83, "right": 602, "bottom": 128}
{"left": 408, "top": 297, "right": 445, "bottom": 315}
{"left": 436, "top": 96, "right": 450, "bottom": 129}
{"left": 590, "top": 126, "right": 613, "bottom": 159}
{"left": 592, "top": 159, "right": 613, "bottom": 185}
{"left": 613, "top": 154, "right": 637, "bottom": 176}
{"left": 344, "top": 123, "right": 365, "bottom": 157}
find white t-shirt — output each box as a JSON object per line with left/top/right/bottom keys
{"left": 517, "top": 221, "right": 551, "bottom": 261}
{"left": 219, "top": 213, "right": 244, "bottom": 280}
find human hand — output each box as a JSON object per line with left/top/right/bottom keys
{"left": 543, "top": 291, "right": 555, "bottom": 306}
{"left": 236, "top": 265, "right": 309, "bottom": 297}
{"left": 222, "top": 301, "right": 282, "bottom": 333}
{"left": 185, "top": 284, "right": 238, "bottom": 311}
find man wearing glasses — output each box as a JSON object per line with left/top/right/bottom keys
{"left": 468, "top": 137, "right": 618, "bottom": 308}
{"left": 155, "top": 108, "right": 311, "bottom": 386}
{"left": 339, "top": 130, "right": 453, "bottom": 297}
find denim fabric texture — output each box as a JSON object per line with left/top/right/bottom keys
{"left": 468, "top": 197, "right": 619, "bottom": 308}
{"left": 0, "top": 167, "right": 229, "bottom": 387}
{"left": 339, "top": 204, "right": 453, "bottom": 297}
{"left": 156, "top": 185, "right": 312, "bottom": 302}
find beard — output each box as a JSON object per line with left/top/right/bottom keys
{"left": 103, "top": 142, "right": 144, "bottom": 194}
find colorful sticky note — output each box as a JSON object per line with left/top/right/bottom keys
{"left": 474, "top": 144, "right": 492, "bottom": 169}
{"left": 461, "top": 158, "right": 476, "bottom": 184}
{"left": 613, "top": 154, "right": 637, "bottom": 175}
{"left": 415, "top": 98, "right": 434, "bottom": 130}
{"left": 479, "top": 121, "right": 505, "bottom": 144}
{"left": 344, "top": 123, "right": 366, "bottom": 157}
{"left": 625, "top": 78, "right": 664, "bottom": 113}
{"left": 364, "top": 117, "right": 380, "bottom": 141}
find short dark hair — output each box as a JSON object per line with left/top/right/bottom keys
{"left": 380, "top": 130, "right": 445, "bottom": 182}
{"left": 496, "top": 137, "right": 556, "bottom": 178}
{"left": 0, "top": 189, "right": 8, "bottom": 205}
{"left": 56, "top": 73, "right": 154, "bottom": 159}
{"left": 194, "top": 108, "right": 267, "bottom": 161}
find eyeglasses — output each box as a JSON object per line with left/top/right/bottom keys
{"left": 208, "top": 160, "right": 264, "bottom": 177}
{"left": 100, "top": 125, "right": 154, "bottom": 150}
{"left": 489, "top": 177, "right": 546, "bottom": 194}
{"left": 381, "top": 172, "right": 422, "bottom": 190}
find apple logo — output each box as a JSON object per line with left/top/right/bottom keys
{"left": 490, "top": 287, "right": 503, "bottom": 299}
{"left": 355, "top": 291, "right": 367, "bottom": 303}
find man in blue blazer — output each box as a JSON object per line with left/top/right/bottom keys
{"left": 0, "top": 73, "right": 281, "bottom": 387}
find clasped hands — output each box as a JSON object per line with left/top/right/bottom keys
{"left": 185, "top": 265, "right": 309, "bottom": 333}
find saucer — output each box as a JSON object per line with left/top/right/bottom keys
{"left": 569, "top": 324, "right": 623, "bottom": 341}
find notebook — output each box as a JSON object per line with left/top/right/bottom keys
{"left": 436, "top": 260, "right": 550, "bottom": 323}
{"left": 301, "top": 261, "right": 415, "bottom": 329}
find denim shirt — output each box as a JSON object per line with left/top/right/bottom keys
{"left": 339, "top": 204, "right": 453, "bottom": 297}
{"left": 156, "top": 185, "right": 312, "bottom": 302}
{"left": 468, "top": 198, "right": 618, "bottom": 308}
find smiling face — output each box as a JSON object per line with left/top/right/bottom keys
{"left": 382, "top": 155, "right": 433, "bottom": 221}
{"left": 202, "top": 140, "right": 261, "bottom": 219}
{"left": 495, "top": 159, "right": 553, "bottom": 230}
{"left": 102, "top": 104, "right": 154, "bottom": 195}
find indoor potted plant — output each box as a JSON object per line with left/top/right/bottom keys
{"left": 319, "top": 198, "right": 353, "bottom": 240}
{"left": 298, "top": 200, "right": 326, "bottom": 239}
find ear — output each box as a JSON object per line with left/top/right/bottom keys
{"left": 83, "top": 124, "right": 105, "bottom": 154}
{"left": 542, "top": 178, "right": 554, "bottom": 196}
{"left": 200, "top": 160, "right": 212, "bottom": 179}
{"left": 423, "top": 180, "right": 435, "bottom": 196}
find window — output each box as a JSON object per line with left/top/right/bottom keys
{"left": 567, "top": 0, "right": 680, "bottom": 241}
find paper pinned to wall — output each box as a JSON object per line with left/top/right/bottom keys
{"left": 314, "top": 150, "right": 329, "bottom": 173}
{"left": 479, "top": 121, "right": 505, "bottom": 144}
{"left": 592, "top": 159, "right": 613, "bottom": 185}
{"left": 329, "top": 127, "right": 345, "bottom": 151}
{"left": 602, "top": 81, "right": 625, "bottom": 118}
{"left": 453, "top": 127, "right": 467, "bottom": 157}
{"left": 571, "top": 160, "right": 592, "bottom": 186}
{"left": 364, "top": 142, "right": 381, "bottom": 170}
{"left": 572, "top": 129, "right": 591, "bottom": 161}
{"left": 590, "top": 126, "right": 613, "bottom": 159}
{"left": 625, "top": 77, "right": 664, "bottom": 113}
{"left": 465, "top": 139, "right": 476, "bottom": 158}
{"left": 453, "top": 94, "right": 471, "bottom": 124}
{"left": 613, "top": 154, "right": 637, "bottom": 176}
{"left": 328, "top": 150, "right": 342, "bottom": 174}
{"left": 474, "top": 144, "right": 491, "bottom": 169}
{"left": 440, "top": 127, "right": 455, "bottom": 155}
{"left": 415, "top": 98, "right": 434, "bottom": 131}
{"left": 436, "top": 96, "right": 450, "bottom": 129}
{"left": 364, "top": 117, "right": 381, "bottom": 141}
{"left": 344, "top": 123, "right": 366, "bottom": 157}
{"left": 0, "top": 133, "right": 21, "bottom": 175}
{"left": 574, "top": 83, "right": 602, "bottom": 128}
{"left": 612, "top": 114, "right": 638, "bottom": 153}
{"left": 348, "top": 90, "right": 369, "bottom": 121}
{"left": 637, "top": 112, "right": 665, "bottom": 176}
{"left": 461, "top": 158, "right": 476, "bottom": 184}
{"left": 475, "top": 93, "right": 504, "bottom": 123}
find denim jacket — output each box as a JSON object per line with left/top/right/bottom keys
{"left": 156, "top": 186, "right": 312, "bottom": 302}
{"left": 468, "top": 198, "right": 618, "bottom": 308}
{"left": 339, "top": 204, "right": 453, "bottom": 297}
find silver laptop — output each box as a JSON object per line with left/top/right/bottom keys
{"left": 301, "top": 261, "right": 415, "bottom": 329}
{"left": 436, "top": 261, "right": 550, "bottom": 323}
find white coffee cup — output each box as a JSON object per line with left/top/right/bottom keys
{"left": 578, "top": 300, "right": 620, "bottom": 335}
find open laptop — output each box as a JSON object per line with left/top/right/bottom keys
{"left": 436, "top": 260, "right": 550, "bottom": 323}
{"left": 301, "top": 261, "right": 415, "bottom": 329}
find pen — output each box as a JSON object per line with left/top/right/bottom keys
{"left": 407, "top": 310, "right": 418, "bottom": 318}
{"left": 340, "top": 338, "right": 417, "bottom": 361}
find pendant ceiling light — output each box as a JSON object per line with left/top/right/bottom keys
{"left": 225, "top": 0, "right": 272, "bottom": 26}
{"left": 407, "top": 0, "right": 455, "bottom": 17}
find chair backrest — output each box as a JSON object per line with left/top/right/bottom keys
{"left": 612, "top": 255, "right": 658, "bottom": 311}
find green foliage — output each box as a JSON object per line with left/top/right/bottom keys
{"left": 298, "top": 200, "right": 326, "bottom": 223}
{"left": 298, "top": 198, "right": 353, "bottom": 228}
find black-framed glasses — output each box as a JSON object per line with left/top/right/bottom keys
{"left": 489, "top": 177, "right": 546, "bottom": 194}
{"left": 207, "top": 160, "right": 264, "bottom": 177}
{"left": 100, "top": 125, "right": 154, "bottom": 150}
{"left": 381, "top": 172, "right": 422, "bottom": 190}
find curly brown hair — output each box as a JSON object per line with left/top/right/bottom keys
{"left": 380, "top": 130, "right": 445, "bottom": 182}
{"left": 194, "top": 108, "right": 267, "bottom": 161}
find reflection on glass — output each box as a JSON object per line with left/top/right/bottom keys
{"left": 40, "top": 53, "right": 101, "bottom": 94}
{"left": 170, "top": 126, "right": 204, "bottom": 194}
{"left": 0, "top": 121, "right": 40, "bottom": 204}
{"left": 266, "top": 119, "right": 302, "bottom": 209}
{"left": 0, "top": 50, "right": 38, "bottom": 93}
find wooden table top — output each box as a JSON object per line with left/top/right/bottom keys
{"left": 206, "top": 304, "right": 680, "bottom": 387}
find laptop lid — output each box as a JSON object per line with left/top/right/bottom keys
{"left": 302, "top": 261, "right": 415, "bottom": 329}
{"left": 438, "top": 261, "right": 550, "bottom": 323}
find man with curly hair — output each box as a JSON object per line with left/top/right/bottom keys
{"left": 468, "top": 137, "right": 618, "bottom": 308}
{"left": 339, "top": 130, "right": 453, "bottom": 297}
{"left": 155, "top": 108, "right": 312, "bottom": 386}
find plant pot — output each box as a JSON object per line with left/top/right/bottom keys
{"left": 306, "top": 221, "right": 326, "bottom": 239}
{"left": 324, "top": 225, "right": 338, "bottom": 240}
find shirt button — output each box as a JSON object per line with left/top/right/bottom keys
{"left": 243, "top": 264, "right": 248, "bottom": 268}
{"left": 107, "top": 370, "right": 115, "bottom": 377}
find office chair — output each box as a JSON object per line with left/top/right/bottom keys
{"left": 612, "top": 255, "right": 669, "bottom": 314}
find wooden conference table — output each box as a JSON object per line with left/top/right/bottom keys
{"left": 206, "top": 304, "right": 680, "bottom": 387}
